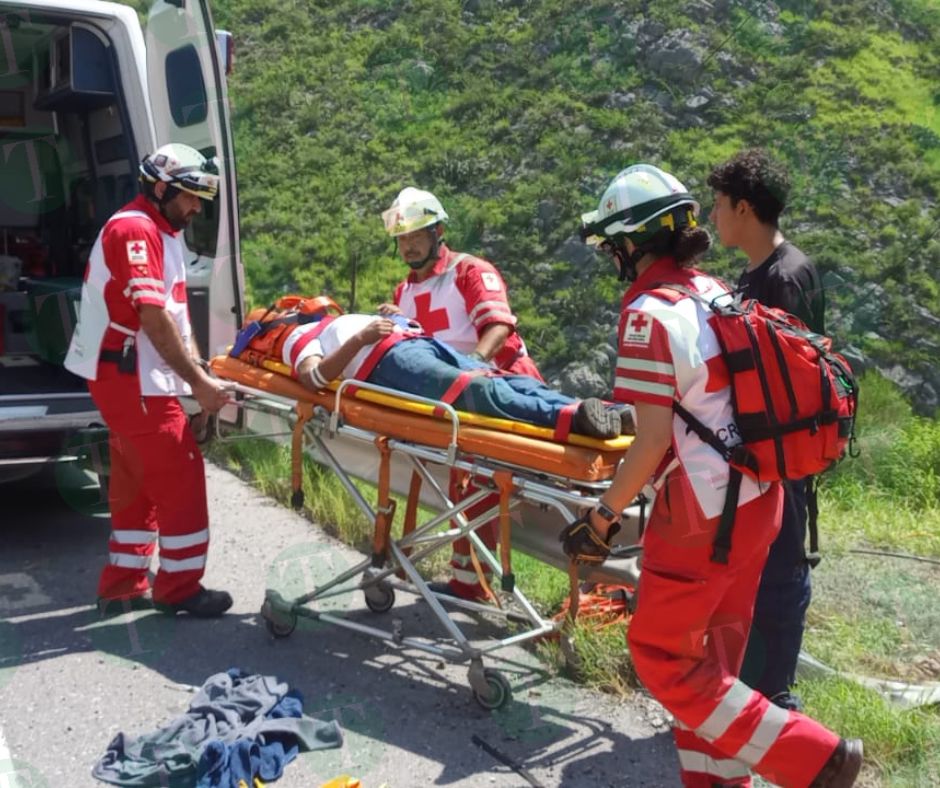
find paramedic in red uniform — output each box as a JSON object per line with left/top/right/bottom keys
{"left": 563, "top": 164, "right": 862, "bottom": 787}
{"left": 65, "top": 143, "right": 233, "bottom": 618}
{"left": 377, "top": 187, "right": 541, "bottom": 600}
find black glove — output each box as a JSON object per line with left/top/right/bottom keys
{"left": 560, "top": 513, "right": 622, "bottom": 565}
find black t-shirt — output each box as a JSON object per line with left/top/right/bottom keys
{"left": 736, "top": 241, "right": 825, "bottom": 334}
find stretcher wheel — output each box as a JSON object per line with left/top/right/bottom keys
{"left": 261, "top": 598, "right": 297, "bottom": 638}
{"left": 265, "top": 613, "right": 297, "bottom": 638}
{"left": 364, "top": 583, "right": 395, "bottom": 613}
{"left": 471, "top": 668, "right": 511, "bottom": 711}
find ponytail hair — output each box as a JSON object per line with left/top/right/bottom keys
{"left": 672, "top": 225, "right": 711, "bottom": 267}
{"left": 634, "top": 225, "right": 712, "bottom": 268}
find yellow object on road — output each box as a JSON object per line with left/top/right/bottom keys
{"left": 319, "top": 777, "right": 361, "bottom": 788}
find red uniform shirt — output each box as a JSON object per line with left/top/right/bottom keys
{"left": 98, "top": 195, "right": 181, "bottom": 352}
{"left": 393, "top": 243, "right": 536, "bottom": 374}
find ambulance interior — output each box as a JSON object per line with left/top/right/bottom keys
{"left": 0, "top": 12, "right": 218, "bottom": 393}
{"left": 0, "top": 15, "right": 134, "bottom": 397}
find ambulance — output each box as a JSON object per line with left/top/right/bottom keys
{"left": 0, "top": 0, "right": 243, "bottom": 485}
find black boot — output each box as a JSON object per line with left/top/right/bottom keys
{"left": 618, "top": 405, "right": 636, "bottom": 435}
{"left": 810, "top": 738, "right": 863, "bottom": 787}
{"left": 572, "top": 398, "right": 621, "bottom": 439}
{"left": 156, "top": 588, "right": 233, "bottom": 618}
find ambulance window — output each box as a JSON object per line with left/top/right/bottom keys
{"left": 165, "top": 45, "right": 207, "bottom": 127}
{"left": 184, "top": 145, "right": 219, "bottom": 257}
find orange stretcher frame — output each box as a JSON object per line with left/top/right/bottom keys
{"left": 209, "top": 353, "right": 643, "bottom": 710}
{"left": 210, "top": 355, "right": 632, "bottom": 483}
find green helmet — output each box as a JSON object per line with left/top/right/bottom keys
{"left": 581, "top": 163, "right": 699, "bottom": 247}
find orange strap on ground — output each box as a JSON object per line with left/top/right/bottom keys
{"left": 291, "top": 402, "right": 315, "bottom": 501}
{"left": 555, "top": 582, "right": 635, "bottom": 633}
{"left": 371, "top": 436, "right": 397, "bottom": 560}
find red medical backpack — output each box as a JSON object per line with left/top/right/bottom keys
{"left": 649, "top": 284, "right": 858, "bottom": 562}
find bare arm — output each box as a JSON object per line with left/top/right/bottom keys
{"left": 474, "top": 322, "right": 512, "bottom": 361}
{"left": 591, "top": 401, "right": 674, "bottom": 537}
{"left": 138, "top": 304, "right": 230, "bottom": 413}
{"left": 297, "top": 318, "right": 395, "bottom": 390}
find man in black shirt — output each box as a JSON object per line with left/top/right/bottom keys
{"left": 708, "top": 149, "right": 825, "bottom": 711}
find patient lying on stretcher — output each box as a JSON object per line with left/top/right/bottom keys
{"left": 281, "top": 313, "right": 632, "bottom": 440}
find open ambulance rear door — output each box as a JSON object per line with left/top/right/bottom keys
{"left": 144, "top": 0, "right": 244, "bottom": 363}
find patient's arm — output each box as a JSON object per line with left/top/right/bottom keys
{"left": 297, "top": 318, "right": 396, "bottom": 390}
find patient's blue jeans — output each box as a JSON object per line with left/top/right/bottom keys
{"left": 369, "top": 338, "right": 576, "bottom": 427}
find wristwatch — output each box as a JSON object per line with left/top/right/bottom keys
{"left": 594, "top": 500, "right": 620, "bottom": 524}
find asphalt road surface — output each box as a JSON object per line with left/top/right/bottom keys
{"left": 0, "top": 462, "right": 679, "bottom": 787}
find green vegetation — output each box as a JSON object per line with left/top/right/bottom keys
{"left": 198, "top": 0, "right": 940, "bottom": 783}
{"left": 210, "top": 0, "right": 940, "bottom": 397}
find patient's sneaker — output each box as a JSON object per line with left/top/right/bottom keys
{"left": 572, "top": 398, "right": 621, "bottom": 439}
{"left": 618, "top": 405, "right": 637, "bottom": 435}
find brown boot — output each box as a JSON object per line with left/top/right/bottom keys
{"left": 810, "top": 738, "right": 863, "bottom": 787}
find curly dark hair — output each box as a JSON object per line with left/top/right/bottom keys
{"left": 707, "top": 149, "right": 791, "bottom": 227}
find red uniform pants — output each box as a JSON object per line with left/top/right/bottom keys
{"left": 445, "top": 354, "right": 539, "bottom": 598}
{"left": 447, "top": 474, "right": 498, "bottom": 599}
{"left": 89, "top": 371, "right": 209, "bottom": 605}
{"left": 628, "top": 472, "right": 840, "bottom": 787}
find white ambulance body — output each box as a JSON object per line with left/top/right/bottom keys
{"left": 0, "top": 0, "right": 243, "bottom": 484}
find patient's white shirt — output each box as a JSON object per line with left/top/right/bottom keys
{"left": 282, "top": 314, "right": 405, "bottom": 379}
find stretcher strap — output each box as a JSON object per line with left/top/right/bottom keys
{"left": 432, "top": 368, "right": 490, "bottom": 417}
{"left": 493, "top": 471, "right": 515, "bottom": 593}
{"left": 468, "top": 543, "right": 500, "bottom": 607}
{"left": 371, "top": 437, "right": 396, "bottom": 565}
{"left": 351, "top": 331, "right": 422, "bottom": 388}
{"left": 291, "top": 403, "right": 315, "bottom": 506}
{"left": 553, "top": 402, "right": 579, "bottom": 442}
{"left": 396, "top": 469, "right": 424, "bottom": 580}
{"left": 287, "top": 315, "right": 337, "bottom": 370}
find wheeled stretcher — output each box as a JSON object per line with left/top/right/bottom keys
{"left": 210, "top": 354, "right": 645, "bottom": 709}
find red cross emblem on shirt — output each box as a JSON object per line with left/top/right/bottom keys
{"left": 413, "top": 292, "right": 450, "bottom": 334}
{"left": 629, "top": 313, "right": 649, "bottom": 332}
{"left": 606, "top": 199, "right": 614, "bottom": 212}
{"left": 130, "top": 242, "right": 144, "bottom": 255}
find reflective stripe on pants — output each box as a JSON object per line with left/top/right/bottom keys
{"left": 628, "top": 473, "right": 840, "bottom": 787}
{"left": 90, "top": 372, "right": 209, "bottom": 605}
{"left": 447, "top": 473, "right": 496, "bottom": 599}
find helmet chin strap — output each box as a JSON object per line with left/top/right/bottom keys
{"left": 405, "top": 226, "right": 441, "bottom": 270}
{"left": 611, "top": 239, "right": 642, "bottom": 282}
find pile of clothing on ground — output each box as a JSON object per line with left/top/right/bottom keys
{"left": 93, "top": 669, "right": 343, "bottom": 787}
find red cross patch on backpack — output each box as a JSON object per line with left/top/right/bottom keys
{"left": 648, "top": 284, "right": 858, "bottom": 563}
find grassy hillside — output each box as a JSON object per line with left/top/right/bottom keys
{"left": 212, "top": 0, "right": 940, "bottom": 398}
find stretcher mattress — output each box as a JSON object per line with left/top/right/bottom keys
{"left": 210, "top": 355, "right": 631, "bottom": 483}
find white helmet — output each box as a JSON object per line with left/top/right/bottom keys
{"left": 382, "top": 187, "right": 449, "bottom": 237}
{"left": 140, "top": 143, "right": 220, "bottom": 200}
{"left": 581, "top": 164, "right": 699, "bottom": 246}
